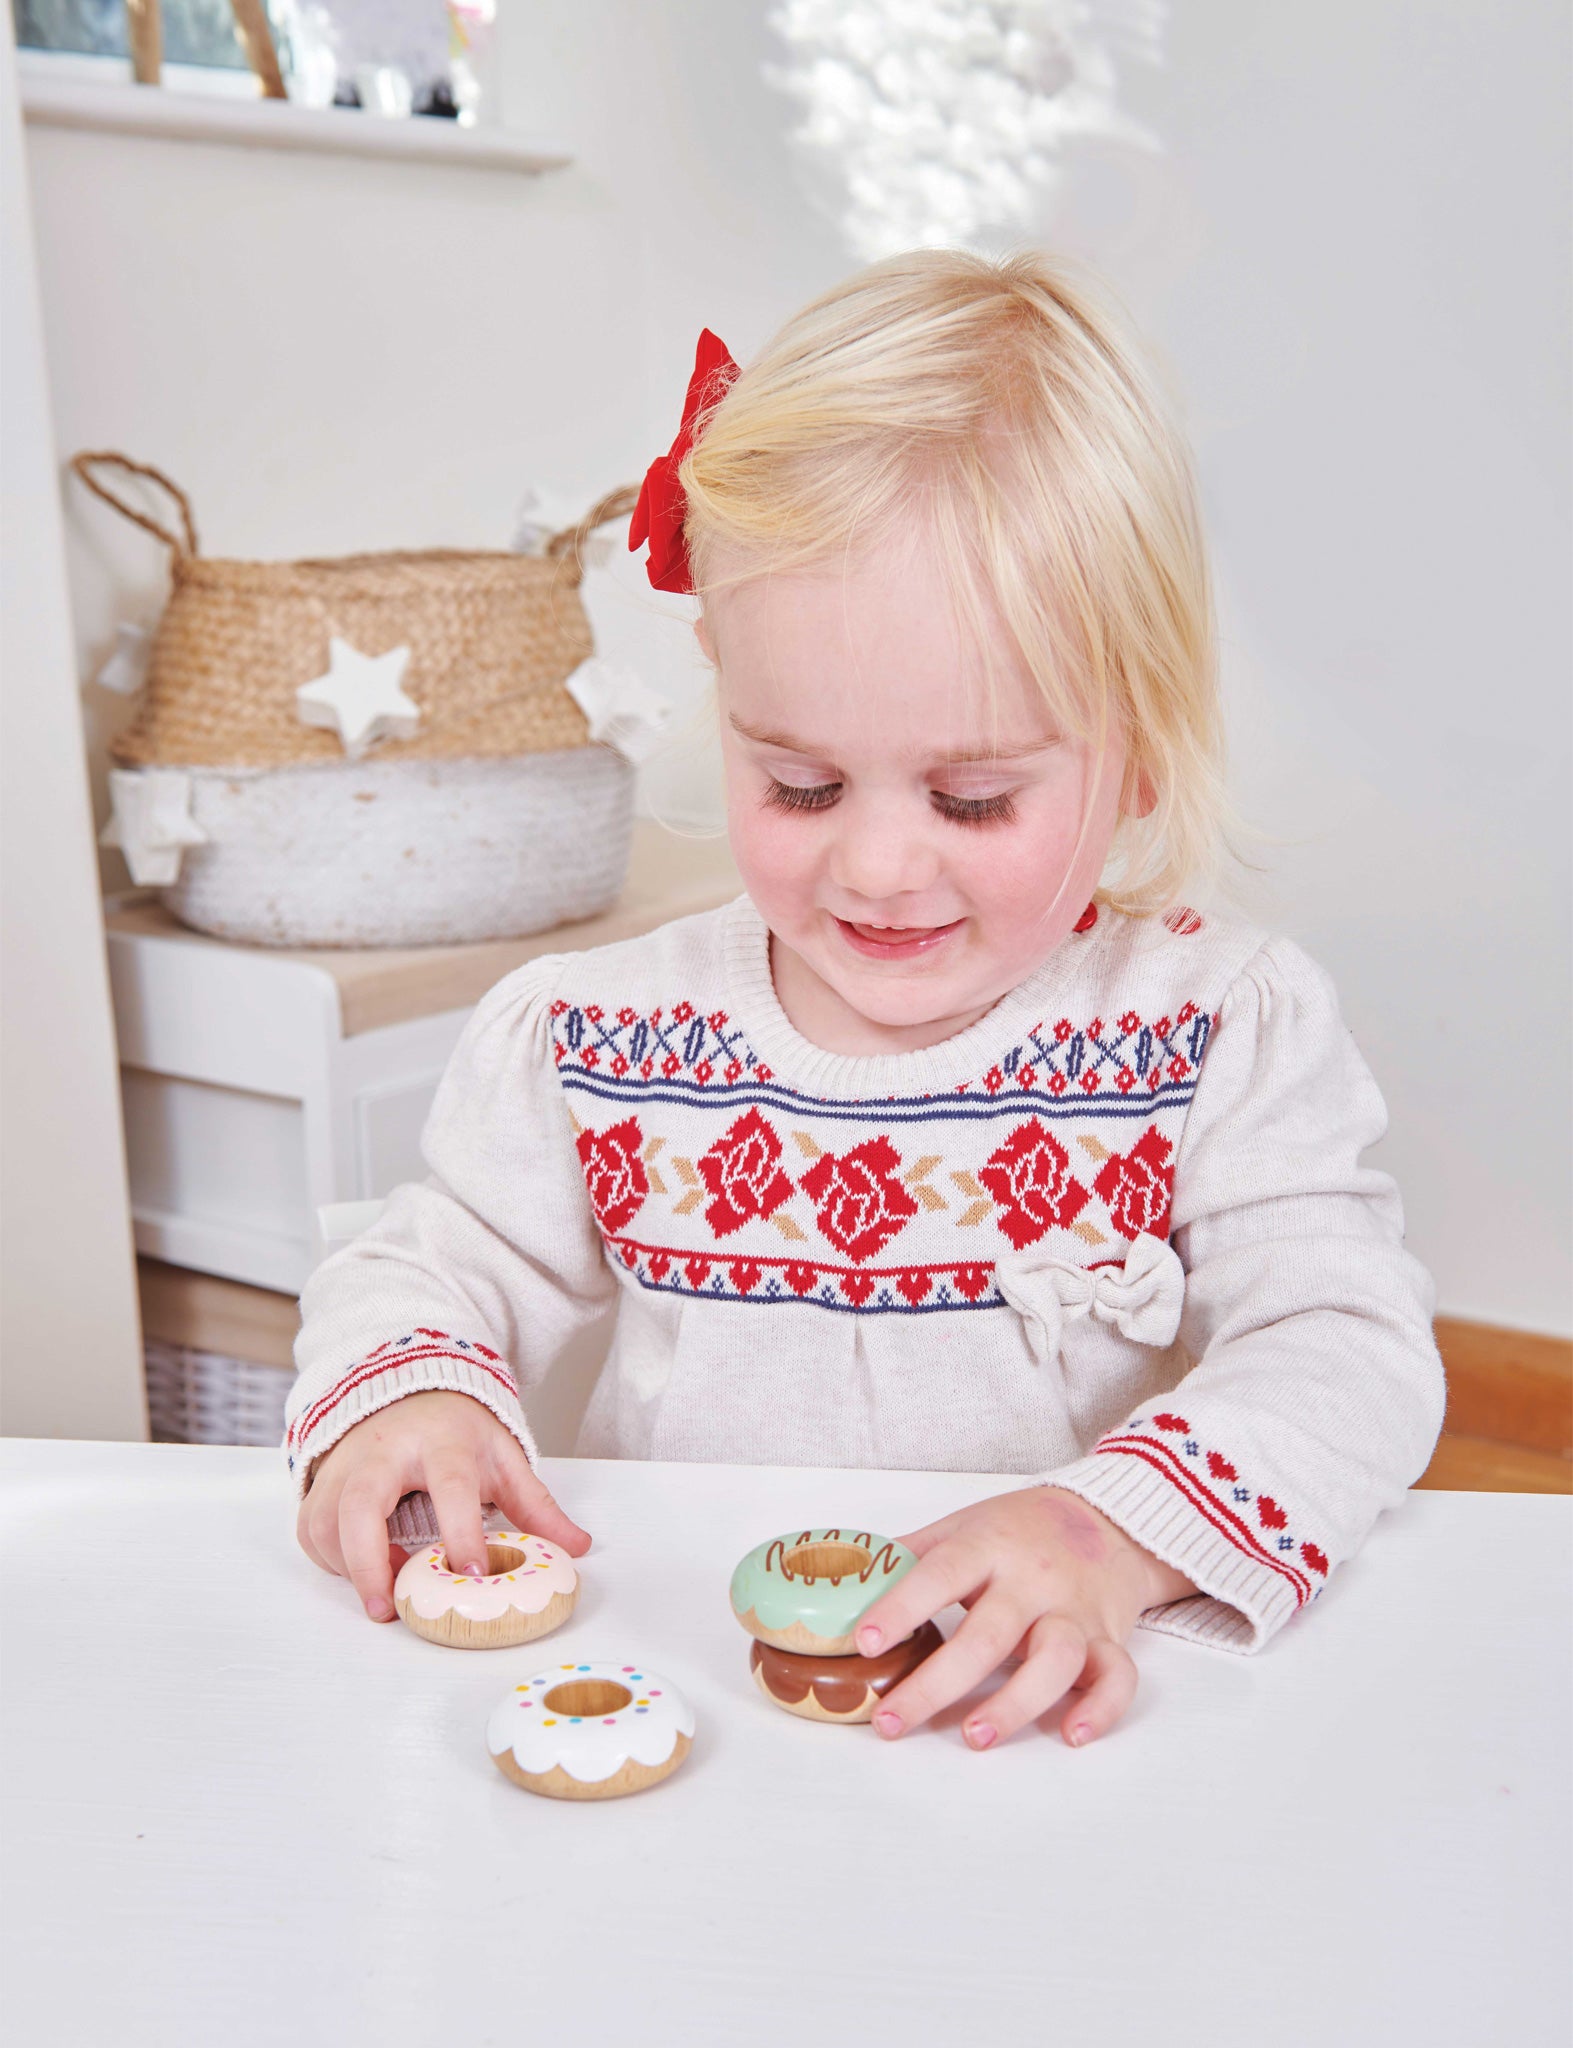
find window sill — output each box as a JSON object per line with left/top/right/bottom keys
{"left": 19, "top": 68, "right": 571, "bottom": 175}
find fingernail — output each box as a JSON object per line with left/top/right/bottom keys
{"left": 966, "top": 1721, "right": 997, "bottom": 1750}
{"left": 1067, "top": 1721, "right": 1092, "bottom": 1747}
{"left": 367, "top": 1597, "right": 393, "bottom": 1622}
{"left": 463, "top": 1562, "right": 485, "bottom": 1580}
{"left": 857, "top": 1625, "right": 883, "bottom": 1653}
{"left": 873, "top": 1710, "right": 902, "bottom": 1738}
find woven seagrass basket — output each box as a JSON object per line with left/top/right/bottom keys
{"left": 74, "top": 452, "right": 643, "bottom": 947}
{"left": 144, "top": 1337, "right": 292, "bottom": 1447}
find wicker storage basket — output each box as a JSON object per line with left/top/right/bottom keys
{"left": 74, "top": 453, "right": 643, "bottom": 947}
{"left": 137, "top": 1258, "right": 297, "bottom": 1447}
{"left": 144, "top": 1337, "right": 293, "bottom": 1447}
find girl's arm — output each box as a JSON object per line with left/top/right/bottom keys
{"left": 1044, "top": 931, "right": 1446, "bottom": 1651}
{"left": 858, "top": 933, "right": 1445, "bottom": 1752}
{"left": 285, "top": 957, "right": 616, "bottom": 1608}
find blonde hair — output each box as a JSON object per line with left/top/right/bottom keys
{"left": 680, "top": 247, "right": 1227, "bottom": 916}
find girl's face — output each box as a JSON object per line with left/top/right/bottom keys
{"left": 703, "top": 524, "right": 1135, "bottom": 1056}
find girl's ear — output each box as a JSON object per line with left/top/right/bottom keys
{"left": 693, "top": 612, "right": 717, "bottom": 665}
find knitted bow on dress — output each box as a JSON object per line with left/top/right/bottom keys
{"left": 994, "top": 1231, "right": 1186, "bottom": 1368}
{"left": 629, "top": 329, "right": 741, "bottom": 594}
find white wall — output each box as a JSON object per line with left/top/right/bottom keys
{"left": 1, "top": 26, "right": 147, "bottom": 1439}
{"left": 20, "top": 0, "right": 1571, "bottom": 1333}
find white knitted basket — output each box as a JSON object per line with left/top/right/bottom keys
{"left": 144, "top": 1337, "right": 292, "bottom": 1447}
{"left": 156, "top": 745, "right": 634, "bottom": 947}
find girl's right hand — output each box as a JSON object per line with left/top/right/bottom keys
{"left": 296, "top": 1390, "right": 591, "bottom": 1622}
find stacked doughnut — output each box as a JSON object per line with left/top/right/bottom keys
{"left": 730, "top": 1526, "right": 942, "bottom": 1725}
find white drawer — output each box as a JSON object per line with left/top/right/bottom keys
{"left": 122, "top": 1070, "right": 312, "bottom": 1291}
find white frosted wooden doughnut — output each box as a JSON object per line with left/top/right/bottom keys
{"left": 487, "top": 1662, "right": 694, "bottom": 1800}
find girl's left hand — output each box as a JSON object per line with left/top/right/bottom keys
{"left": 853, "top": 1487, "right": 1196, "bottom": 1751}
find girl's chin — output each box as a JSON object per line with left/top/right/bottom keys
{"left": 806, "top": 948, "right": 997, "bottom": 1036}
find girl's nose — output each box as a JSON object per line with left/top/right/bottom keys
{"left": 827, "top": 797, "right": 941, "bottom": 906}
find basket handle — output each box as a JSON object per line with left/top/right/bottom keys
{"left": 544, "top": 484, "right": 640, "bottom": 581}
{"left": 69, "top": 451, "right": 199, "bottom": 560}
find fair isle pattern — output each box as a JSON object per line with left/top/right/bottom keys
{"left": 549, "top": 997, "right": 1214, "bottom": 1126}
{"left": 1096, "top": 1412, "right": 1328, "bottom": 1607}
{"left": 544, "top": 925, "right": 1218, "bottom": 1316}
{"left": 284, "top": 1328, "right": 517, "bottom": 1467}
{"left": 606, "top": 1234, "right": 1046, "bottom": 1313}
{"left": 570, "top": 1101, "right": 1183, "bottom": 1309}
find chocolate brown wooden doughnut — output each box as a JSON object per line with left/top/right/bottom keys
{"left": 749, "top": 1620, "right": 944, "bottom": 1724}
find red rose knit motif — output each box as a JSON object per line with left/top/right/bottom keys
{"left": 1092, "top": 1124, "right": 1175, "bottom": 1241}
{"left": 575, "top": 1117, "right": 649, "bottom": 1234}
{"left": 977, "top": 1119, "right": 1091, "bottom": 1250}
{"left": 799, "top": 1137, "right": 919, "bottom": 1264}
{"left": 697, "top": 1109, "right": 795, "bottom": 1238}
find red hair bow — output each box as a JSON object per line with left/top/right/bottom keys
{"left": 629, "top": 327, "right": 740, "bottom": 594}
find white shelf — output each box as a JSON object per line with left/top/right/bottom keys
{"left": 20, "top": 71, "right": 572, "bottom": 174}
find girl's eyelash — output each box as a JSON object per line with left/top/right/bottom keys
{"left": 764, "top": 778, "right": 841, "bottom": 814}
{"left": 933, "top": 790, "right": 1017, "bottom": 827}
{"left": 762, "top": 780, "right": 1018, "bottom": 826}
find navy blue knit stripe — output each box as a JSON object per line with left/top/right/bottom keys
{"left": 557, "top": 1073, "right": 1198, "bottom": 1123}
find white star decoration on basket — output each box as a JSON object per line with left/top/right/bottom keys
{"left": 512, "top": 485, "right": 614, "bottom": 568}
{"left": 99, "top": 767, "right": 208, "bottom": 886}
{"left": 95, "top": 621, "right": 154, "bottom": 697}
{"left": 565, "top": 657, "right": 672, "bottom": 764}
{"left": 295, "top": 636, "right": 421, "bottom": 758}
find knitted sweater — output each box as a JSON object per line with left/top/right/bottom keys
{"left": 285, "top": 893, "right": 1444, "bottom": 1653}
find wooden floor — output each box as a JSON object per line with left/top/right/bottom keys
{"left": 1417, "top": 1433, "right": 1571, "bottom": 1494}
{"left": 1419, "top": 1318, "right": 1572, "bottom": 1494}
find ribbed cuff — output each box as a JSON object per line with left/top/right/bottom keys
{"left": 386, "top": 1492, "right": 518, "bottom": 1549}
{"left": 284, "top": 1328, "right": 536, "bottom": 1500}
{"left": 1043, "top": 1445, "right": 1309, "bottom": 1655}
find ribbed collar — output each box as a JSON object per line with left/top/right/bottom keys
{"left": 719, "top": 893, "right": 1112, "bottom": 1101}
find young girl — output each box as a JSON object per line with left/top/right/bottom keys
{"left": 287, "top": 249, "right": 1444, "bottom": 1752}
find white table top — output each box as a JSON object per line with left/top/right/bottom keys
{"left": 2, "top": 1440, "right": 1568, "bottom": 2048}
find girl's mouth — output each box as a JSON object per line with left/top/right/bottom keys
{"left": 834, "top": 916, "right": 964, "bottom": 961}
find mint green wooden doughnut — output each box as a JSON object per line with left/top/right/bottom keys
{"left": 729, "top": 1526, "right": 917, "bottom": 1655}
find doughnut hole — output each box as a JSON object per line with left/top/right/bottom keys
{"left": 543, "top": 1680, "right": 634, "bottom": 1717}
{"left": 470, "top": 1543, "right": 526, "bottom": 1575}
{"left": 785, "top": 1541, "right": 871, "bottom": 1582}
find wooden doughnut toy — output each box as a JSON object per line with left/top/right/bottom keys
{"left": 487, "top": 1662, "right": 694, "bottom": 1800}
{"left": 730, "top": 1527, "right": 917, "bottom": 1655}
{"left": 394, "top": 1529, "right": 577, "bottom": 1650}
{"left": 750, "top": 1622, "right": 944, "bottom": 1723}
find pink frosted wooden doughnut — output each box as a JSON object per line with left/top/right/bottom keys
{"left": 394, "top": 1529, "right": 578, "bottom": 1650}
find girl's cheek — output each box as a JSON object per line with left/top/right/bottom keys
{"left": 1007, "top": 806, "right": 1097, "bottom": 929}
{"left": 976, "top": 806, "right": 1088, "bottom": 925}
{"left": 725, "top": 790, "right": 819, "bottom": 901}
